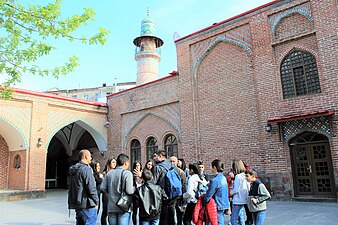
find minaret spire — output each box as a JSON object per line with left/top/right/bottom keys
{"left": 147, "top": 7, "right": 150, "bottom": 17}
{"left": 133, "top": 8, "right": 164, "bottom": 85}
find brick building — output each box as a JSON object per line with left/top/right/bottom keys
{"left": 107, "top": 0, "right": 338, "bottom": 200}
{"left": 0, "top": 0, "right": 337, "bottom": 201}
{"left": 0, "top": 89, "right": 108, "bottom": 200}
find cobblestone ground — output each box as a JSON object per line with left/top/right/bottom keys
{"left": 0, "top": 190, "right": 337, "bottom": 225}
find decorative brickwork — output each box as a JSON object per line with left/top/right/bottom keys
{"left": 190, "top": 24, "right": 253, "bottom": 71}
{"left": 107, "top": 75, "right": 180, "bottom": 159}
{"left": 175, "top": 0, "right": 338, "bottom": 200}
{"left": 2, "top": 0, "right": 338, "bottom": 201}
{"left": 47, "top": 107, "right": 107, "bottom": 153}
{"left": 0, "top": 91, "right": 107, "bottom": 192}
{"left": 0, "top": 100, "right": 32, "bottom": 149}
{"left": 268, "top": 2, "right": 313, "bottom": 35}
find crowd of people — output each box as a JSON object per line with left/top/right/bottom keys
{"left": 68, "top": 149, "right": 271, "bottom": 225}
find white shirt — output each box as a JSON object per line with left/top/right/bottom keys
{"left": 183, "top": 174, "right": 208, "bottom": 203}
{"left": 230, "top": 172, "right": 250, "bottom": 205}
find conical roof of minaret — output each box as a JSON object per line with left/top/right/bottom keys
{"left": 133, "top": 8, "right": 164, "bottom": 48}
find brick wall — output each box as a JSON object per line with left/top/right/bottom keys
{"left": 107, "top": 75, "right": 180, "bottom": 158}
{"left": 176, "top": 0, "right": 338, "bottom": 199}
{"left": 196, "top": 41, "right": 259, "bottom": 169}
{"left": 0, "top": 135, "right": 9, "bottom": 189}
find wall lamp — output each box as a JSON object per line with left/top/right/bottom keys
{"left": 265, "top": 124, "right": 272, "bottom": 132}
{"left": 37, "top": 138, "right": 43, "bottom": 147}
{"left": 104, "top": 121, "right": 111, "bottom": 128}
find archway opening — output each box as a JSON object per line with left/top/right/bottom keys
{"left": 46, "top": 122, "right": 101, "bottom": 189}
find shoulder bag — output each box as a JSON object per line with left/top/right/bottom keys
{"left": 116, "top": 170, "right": 132, "bottom": 212}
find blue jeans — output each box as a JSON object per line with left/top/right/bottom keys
{"left": 142, "top": 218, "right": 160, "bottom": 225}
{"left": 108, "top": 212, "right": 131, "bottom": 225}
{"left": 230, "top": 204, "right": 245, "bottom": 225}
{"left": 75, "top": 208, "right": 98, "bottom": 225}
{"left": 217, "top": 210, "right": 225, "bottom": 225}
{"left": 252, "top": 210, "right": 267, "bottom": 225}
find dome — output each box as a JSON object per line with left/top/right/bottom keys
{"left": 133, "top": 8, "right": 163, "bottom": 48}
{"left": 140, "top": 15, "right": 156, "bottom": 36}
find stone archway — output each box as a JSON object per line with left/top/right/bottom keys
{"left": 289, "top": 132, "right": 335, "bottom": 198}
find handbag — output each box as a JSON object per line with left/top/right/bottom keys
{"left": 116, "top": 170, "right": 132, "bottom": 212}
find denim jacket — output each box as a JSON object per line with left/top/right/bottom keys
{"left": 203, "top": 173, "right": 230, "bottom": 211}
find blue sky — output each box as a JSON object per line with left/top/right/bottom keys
{"left": 11, "top": 0, "right": 272, "bottom": 91}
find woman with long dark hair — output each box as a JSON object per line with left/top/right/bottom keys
{"left": 90, "top": 161, "right": 103, "bottom": 214}
{"left": 178, "top": 158, "right": 190, "bottom": 179}
{"left": 132, "top": 160, "right": 143, "bottom": 225}
{"left": 101, "top": 157, "right": 117, "bottom": 225}
{"left": 144, "top": 159, "right": 154, "bottom": 174}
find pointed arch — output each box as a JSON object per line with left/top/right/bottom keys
{"left": 123, "top": 112, "right": 181, "bottom": 149}
{"left": 271, "top": 8, "right": 313, "bottom": 33}
{"left": 193, "top": 36, "right": 253, "bottom": 75}
{"left": 287, "top": 129, "right": 331, "bottom": 144}
{"left": 0, "top": 116, "right": 28, "bottom": 150}
{"left": 47, "top": 120, "right": 107, "bottom": 153}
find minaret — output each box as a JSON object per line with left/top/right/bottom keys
{"left": 133, "top": 8, "right": 164, "bottom": 85}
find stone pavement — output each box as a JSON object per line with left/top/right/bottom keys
{"left": 0, "top": 189, "right": 337, "bottom": 225}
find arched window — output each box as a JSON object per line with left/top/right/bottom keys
{"left": 146, "top": 137, "right": 158, "bottom": 160}
{"left": 130, "top": 139, "right": 141, "bottom": 166}
{"left": 281, "top": 49, "right": 321, "bottom": 98}
{"left": 13, "top": 154, "right": 21, "bottom": 169}
{"left": 165, "top": 134, "right": 178, "bottom": 157}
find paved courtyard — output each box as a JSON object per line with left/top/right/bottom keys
{"left": 0, "top": 189, "right": 337, "bottom": 225}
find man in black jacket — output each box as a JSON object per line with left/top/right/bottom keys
{"left": 152, "top": 149, "right": 180, "bottom": 225}
{"left": 68, "top": 149, "right": 98, "bottom": 225}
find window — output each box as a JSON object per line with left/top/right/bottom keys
{"left": 130, "top": 139, "right": 141, "bottom": 166}
{"left": 83, "top": 94, "right": 89, "bottom": 100}
{"left": 146, "top": 137, "right": 158, "bottom": 160}
{"left": 281, "top": 49, "right": 321, "bottom": 98}
{"left": 71, "top": 95, "right": 77, "bottom": 98}
{"left": 164, "top": 135, "right": 178, "bottom": 157}
{"left": 95, "top": 93, "right": 100, "bottom": 102}
{"left": 13, "top": 155, "right": 21, "bottom": 169}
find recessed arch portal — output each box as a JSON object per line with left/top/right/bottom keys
{"left": 289, "top": 131, "right": 335, "bottom": 198}
{"left": 45, "top": 120, "right": 105, "bottom": 189}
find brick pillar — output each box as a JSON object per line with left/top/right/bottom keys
{"left": 26, "top": 99, "right": 48, "bottom": 191}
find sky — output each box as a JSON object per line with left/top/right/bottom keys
{"left": 8, "top": 0, "right": 273, "bottom": 92}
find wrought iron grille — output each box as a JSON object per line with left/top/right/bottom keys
{"left": 281, "top": 50, "right": 321, "bottom": 98}
{"left": 282, "top": 116, "right": 331, "bottom": 143}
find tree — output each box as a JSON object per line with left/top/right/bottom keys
{"left": 0, "top": 0, "right": 109, "bottom": 98}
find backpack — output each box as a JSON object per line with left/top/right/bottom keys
{"left": 137, "top": 183, "right": 162, "bottom": 218}
{"left": 194, "top": 180, "right": 208, "bottom": 200}
{"left": 159, "top": 163, "right": 182, "bottom": 199}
